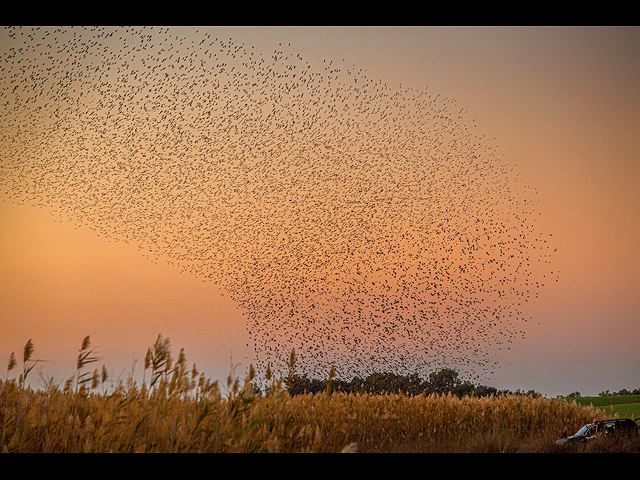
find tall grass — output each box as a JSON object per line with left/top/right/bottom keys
{"left": 0, "top": 337, "right": 623, "bottom": 453}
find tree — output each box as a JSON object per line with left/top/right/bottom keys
{"left": 427, "top": 368, "right": 461, "bottom": 395}
{"left": 471, "top": 385, "right": 498, "bottom": 398}
{"left": 358, "top": 372, "right": 424, "bottom": 395}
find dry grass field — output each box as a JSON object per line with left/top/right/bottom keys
{"left": 4, "top": 376, "right": 628, "bottom": 453}
{"left": 2, "top": 337, "right": 635, "bottom": 453}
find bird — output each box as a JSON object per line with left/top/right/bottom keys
{"left": 0, "top": 25, "right": 559, "bottom": 385}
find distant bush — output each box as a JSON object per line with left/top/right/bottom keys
{"left": 599, "top": 388, "right": 640, "bottom": 396}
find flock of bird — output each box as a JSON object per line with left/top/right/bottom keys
{"left": 0, "top": 26, "right": 558, "bottom": 383}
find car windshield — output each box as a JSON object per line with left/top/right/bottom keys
{"left": 575, "top": 425, "right": 594, "bottom": 436}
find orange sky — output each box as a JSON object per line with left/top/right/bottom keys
{"left": 1, "top": 26, "right": 638, "bottom": 396}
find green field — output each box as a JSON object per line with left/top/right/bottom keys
{"left": 567, "top": 395, "right": 640, "bottom": 420}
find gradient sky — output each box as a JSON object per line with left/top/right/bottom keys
{"left": 1, "top": 26, "right": 638, "bottom": 397}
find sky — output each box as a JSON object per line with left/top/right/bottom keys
{"left": 0, "top": 26, "right": 638, "bottom": 397}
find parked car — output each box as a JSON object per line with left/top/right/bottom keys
{"left": 556, "top": 419, "right": 639, "bottom": 446}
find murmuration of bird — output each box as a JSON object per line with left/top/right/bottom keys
{"left": 0, "top": 26, "right": 558, "bottom": 384}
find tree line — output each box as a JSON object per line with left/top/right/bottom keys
{"left": 271, "top": 349, "right": 544, "bottom": 398}
{"left": 282, "top": 367, "right": 541, "bottom": 398}
{"left": 566, "top": 388, "right": 640, "bottom": 398}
